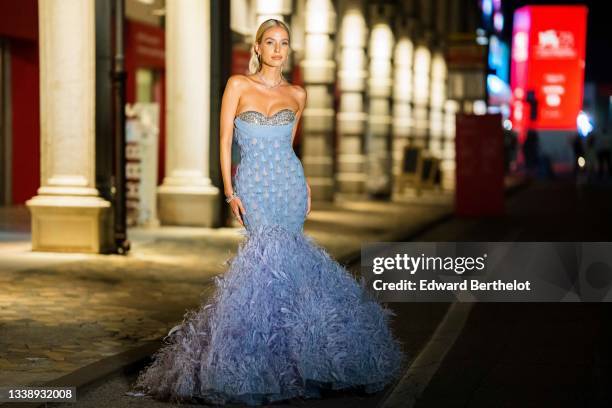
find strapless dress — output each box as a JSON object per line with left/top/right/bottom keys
{"left": 131, "top": 108, "right": 406, "bottom": 406}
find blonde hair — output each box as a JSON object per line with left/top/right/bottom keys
{"left": 248, "top": 19, "right": 291, "bottom": 74}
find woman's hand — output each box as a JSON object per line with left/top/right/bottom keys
{"left": 228, "top": 197, "right": 246, "bottom": 226}
{"left": 306, "top": 182, "right": 311, "bottom": 216}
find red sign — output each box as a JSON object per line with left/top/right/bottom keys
{"left": 455, "top": 114, "right": 505, "bottom": 217}
{"left": 125, "top": 20, "right": 165, "bottom": 69}
{"left": 510, "top": 6, "right": 587, "bottom": 140}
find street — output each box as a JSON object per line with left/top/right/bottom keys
{"left": 1, "top": 0, "right": 610, "bottom": 407}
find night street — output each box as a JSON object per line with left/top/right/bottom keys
{"left": 2, "top": 0, "right": 612, "bottom": 406}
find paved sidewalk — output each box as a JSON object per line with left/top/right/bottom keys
{"left": 0, "top": 187, "right": 457, "bottom": 389}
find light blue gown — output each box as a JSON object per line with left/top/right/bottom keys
{"left": 134, "top": 109, "right": 406, "bottom": 406}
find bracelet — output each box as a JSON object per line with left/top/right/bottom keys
{"left": 225, "top": 192, "right": 238, "bottom": 203}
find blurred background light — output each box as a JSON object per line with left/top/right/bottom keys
{"left": 481, "top": 0, "right": 493, "bottom": 17}
{"left": 577, "top": 111, "right": 594, "bottom": 137}
{"left": 493, "top": 11, "right": 504, "bottom": 32}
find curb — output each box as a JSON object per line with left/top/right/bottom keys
{"left": 376, "top": 302, "right": 475, "bottom": 408}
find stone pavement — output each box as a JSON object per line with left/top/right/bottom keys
{"left": 0, "top": 186, "right": 459, "bottom": 390}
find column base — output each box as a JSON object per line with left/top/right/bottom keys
{"left": 26, "top": 195, "right": 114, "bottom": 254}
{"left": 337, "top": 173, "right": 366, "bottom": 195}
{"left": 309, "top": 179, "right": 335, "bottom": 202}
{"left": 157, "top": 184, "right": 220, "bottom": 227}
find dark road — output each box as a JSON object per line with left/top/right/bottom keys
{"left": 384, "top": 177, "right": 612, "bottom": 408}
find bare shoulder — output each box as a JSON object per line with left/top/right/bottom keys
{"left": 291, "top": 84, "right": 306, "bottom": 99}
{"left": 290, "top": 84, "right": 307, "bottom": 108}
{"left": 226, "top": 74, "right": 249, "bottom": 90}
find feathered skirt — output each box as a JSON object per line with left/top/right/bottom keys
{"left": 133, "top": 224, "right": 406, "bottom": 406}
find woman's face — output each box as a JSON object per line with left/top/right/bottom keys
{"left": 255, "top": 26, "right": 290, "bottom": 69}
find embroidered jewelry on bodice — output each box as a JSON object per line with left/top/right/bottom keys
{"left": 236, "top": 109, "right": 296, "bottom": 126}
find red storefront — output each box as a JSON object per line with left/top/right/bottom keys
{"left": 0, "top": 0, "right": 39, "bottom": 205}
{"left": 125, "top": 20, "right": 166, "bottom": 185}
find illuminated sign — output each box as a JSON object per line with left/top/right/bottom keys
{"left": 489, "top": 35, "right": 510, "bottom": 83}
{"left": 510, "top": 6, "right": 588, "bottom": 135}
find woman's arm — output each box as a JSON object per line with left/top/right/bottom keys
{"left": 220, "top": 75, "right": 248, "bottom": 226}
{"left": 219, "top": 75, "right": 243, "bottom": 199}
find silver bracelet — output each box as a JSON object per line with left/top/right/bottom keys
{"left": 225, "top": 192, "right": 238, "bottom": 203}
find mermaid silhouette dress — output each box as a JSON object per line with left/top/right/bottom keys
{"left": 133, "top": 109, "right": 406, "bottom": 406}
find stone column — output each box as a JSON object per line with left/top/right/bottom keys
{"left": 429, "top": 50, "right": 447, "bottom": 157}
{"left": 441, "top": 99, "right": 458, "bottom": 190}
{"left": 27, "top": 0, "right": 113, "bottom": 253}
{"left": 301, "top": 0, "right": 336, "bottom": 201}
{"left": 391, "top": 17, "right": 414, "bottom": 195}
{"left": 158, "top": 0, "right": 220, "bottom": 227}
{"left": 411, "top": 38, "right": 431, "bottom": 149}
{"left": 336, "top": 0, "right": 368, "bottom": 197}
{"left": 366, "top": 4, "right": 395, "bottom": 197}
{"left": 254, "top": 0, "right": 291, "bottom": 23}
{"left": 411, "top": 0, "right": 434, "bottom": 149}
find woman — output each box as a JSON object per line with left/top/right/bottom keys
{"left": 132, "top": 19, "right": 405, "bottom": 406}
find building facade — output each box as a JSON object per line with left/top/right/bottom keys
{"left": 0, "top": 0, "right": 484, "bottom": 253}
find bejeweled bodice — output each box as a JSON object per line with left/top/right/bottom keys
{"left": 232, "top": 109, "right": 308, "bottom": 233}
{"left": 236, "top": 109, "right": 296, "bottom": 126}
